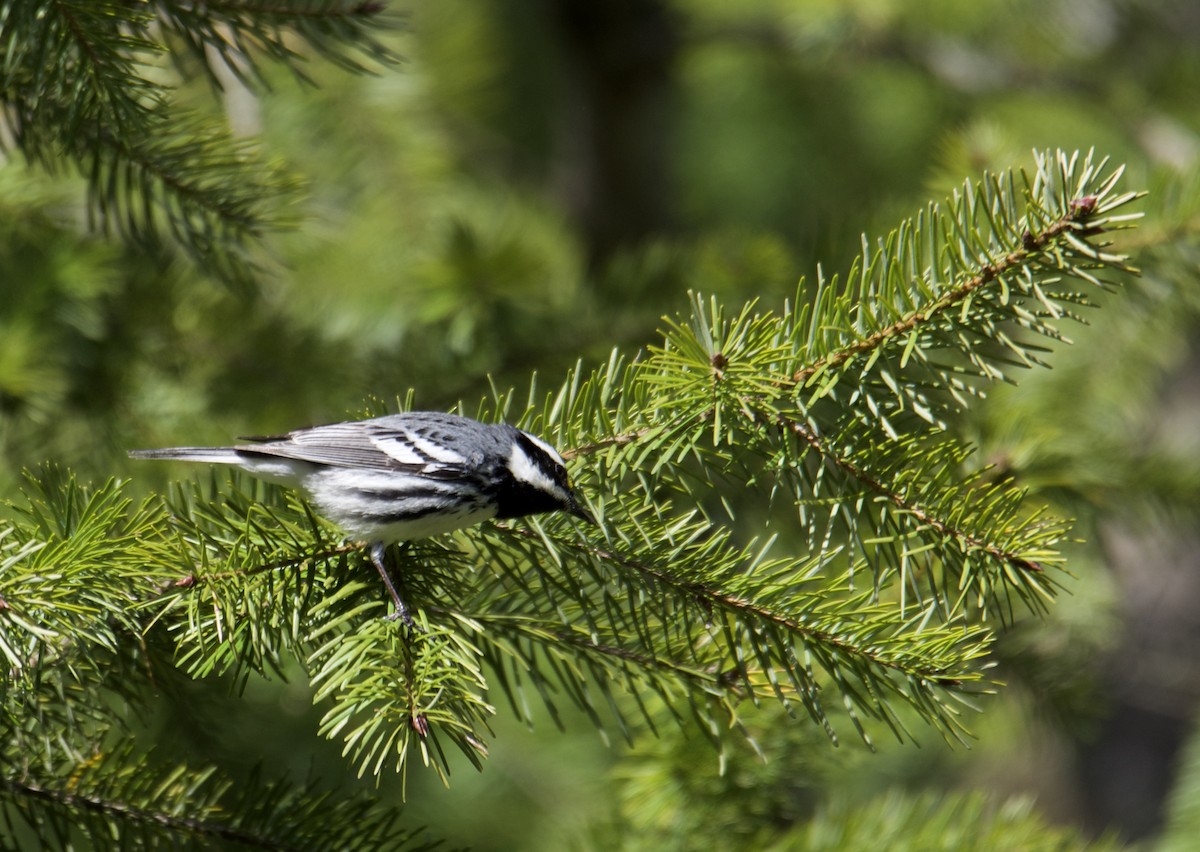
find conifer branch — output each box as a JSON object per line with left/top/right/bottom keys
{"left": 561, "top": 426, "right": 656, "bottom": 460}
{"left": 0, "top": 752, "right": 426, "bottom": 851}
{"left": 1, "top": 150, "right": 1144, "bottom": 792}
{"left": 0, "top": 0, "right": 399, "bottom": 288}
{"left": 152, "top": 542, "right": 361, "bottom": 596}
{"left": 781, "top": 418, "right": 1043, "bottom": 575}
{"left": 1, "top": 777, "right": 297, "bottom": 852}
{"left": 571, "top": 168, "right": 1138, "bottom": 459}
{"left": 153, "top": 0, "right": 401, "bottom": 87}
{"left": 789, "top": 201, "right": 1111, "bottom": 387}
{"left": 499, "top": 524, "right": 970, "bottom": 685}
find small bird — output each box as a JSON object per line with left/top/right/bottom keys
{"left": 130, "top": 411, "right": 594, "bottom": 623}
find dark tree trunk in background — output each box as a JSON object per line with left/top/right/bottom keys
{"left": 1077, "top": 702, "right": 1191, "bottom": 840}
{"left": 549, "top": 0, "right": 680, "bottom": 269}
{"left": 1078, "top": 431, "right": 1200, "bottom": 841}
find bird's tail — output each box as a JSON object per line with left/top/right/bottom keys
{"left": 128, "top": 447, "right": 243, "bottom": 464}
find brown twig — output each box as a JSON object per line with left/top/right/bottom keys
{"left": 496, "top": 524, "right": 968, "bottom": 685}
{"left": 781, "top": 418, "right": 1043, "bottom": 574}
{"left": 791, "top": 214, "right": 1084, "bottom": 386}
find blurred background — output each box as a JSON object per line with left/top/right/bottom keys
{"left": 4, "top": 0, "right": 1200, "bottom": 848}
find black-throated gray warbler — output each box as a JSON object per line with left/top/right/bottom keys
{"left": 130, "top": 411, "right": 594, "bottom": 623}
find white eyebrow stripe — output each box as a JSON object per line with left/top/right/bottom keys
{"left": 520, "top": 431, "right": 566, "bottom": 466}
{"left": 508, "top": 443, "right": 566, "bottom": 498}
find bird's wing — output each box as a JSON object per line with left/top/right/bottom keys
{"left": 235, "top": 422, "right": 402, "bottom": 471}
{"left": 236, "top": 418, "right": 483, "bottom": 478}
{"left": 363, "top": 417, "right": 485, "bottom": 479}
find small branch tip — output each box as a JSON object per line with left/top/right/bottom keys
{"left": 1069, "top": 195, "right": 1099, "bottom": 219}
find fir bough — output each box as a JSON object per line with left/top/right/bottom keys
{"left": 0, "top": 1, "right": 400, "bottom": 288}
{"left": 0, "top": 469, "right": 418, "bottom": 849}
{"left": 117, "top": 149, "right": 1141, "bottom": 782}
{"left": 0, "top": 148, "right": 1144, "bottom": 843}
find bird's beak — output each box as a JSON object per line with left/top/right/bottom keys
{"left": 568, "top": 494, "right": 597, "bottom": 526}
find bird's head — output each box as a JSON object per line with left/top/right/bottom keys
{"left": 497, "top": 428, "right": 596, "bottom": 525}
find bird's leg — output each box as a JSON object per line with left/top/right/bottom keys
{"left": 370, "top": 542, "right": 414, "bottom": 627}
